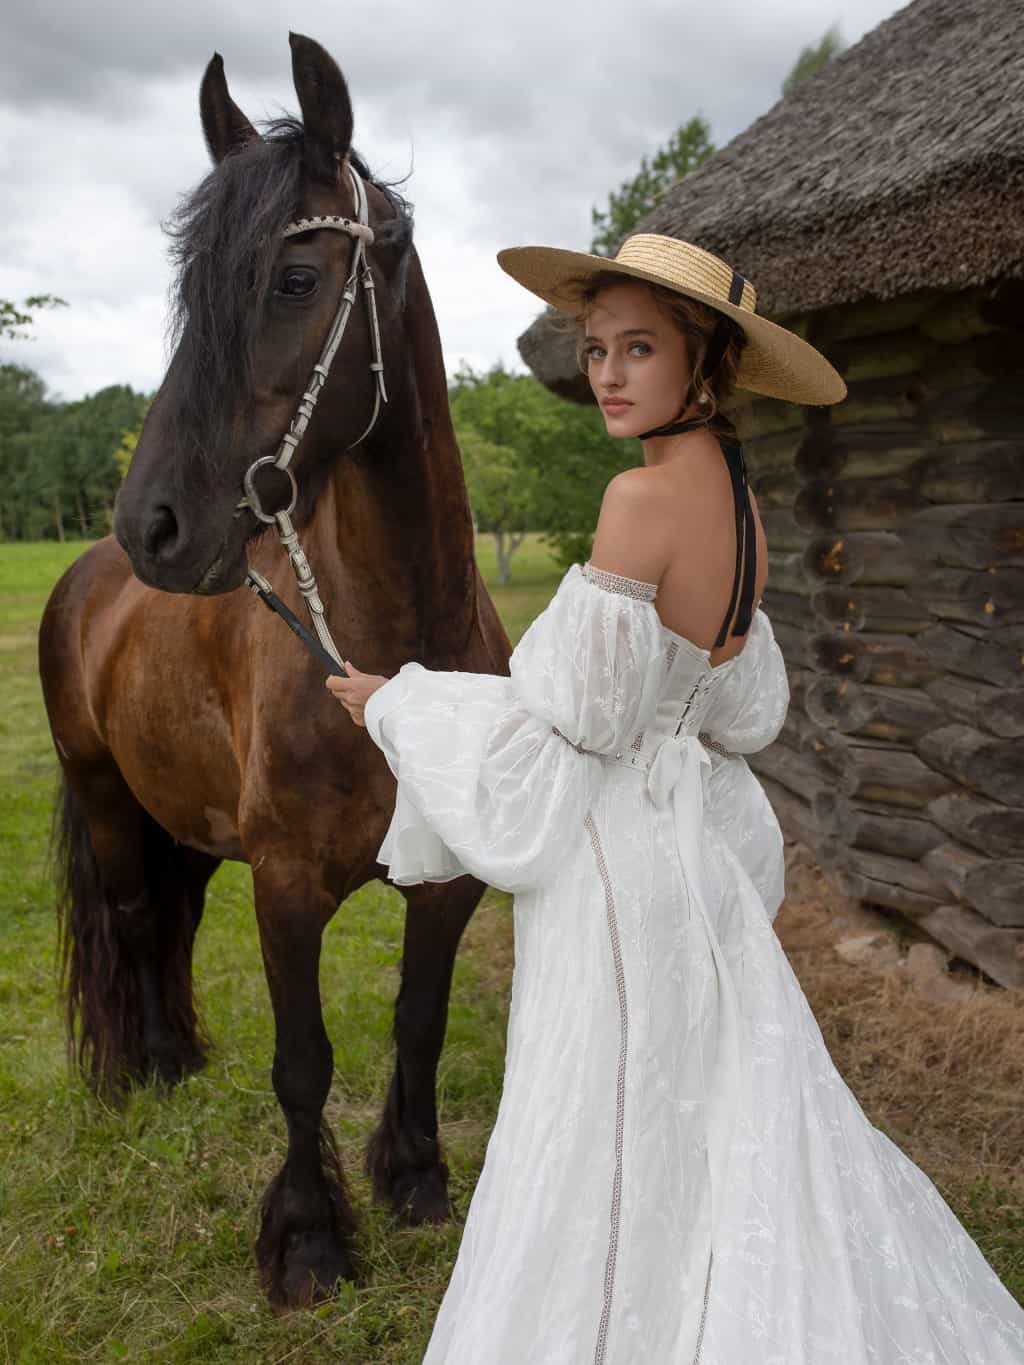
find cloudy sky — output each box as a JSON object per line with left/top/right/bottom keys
{"left": 2, "top": 0, "right": 905, "bottom": 402}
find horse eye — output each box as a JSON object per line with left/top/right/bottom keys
{"left": 277, "top": 267, "right": 318, "bottom": 298}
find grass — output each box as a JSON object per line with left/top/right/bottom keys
{"left": 0, "top": 531, "right": 1021, "bottom": 1362}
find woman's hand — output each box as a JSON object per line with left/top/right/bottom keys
{"left": 325, "top": 661, "right": 389, "bottom": 728}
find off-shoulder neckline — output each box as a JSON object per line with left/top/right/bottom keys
{"left": 579, "top": 560, "right": 757, "bottom": 673}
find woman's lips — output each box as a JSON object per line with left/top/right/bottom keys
{"left": 602, "top": 399, "right": 633, "bottom": 414}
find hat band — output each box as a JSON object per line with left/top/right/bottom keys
{"left": 613, "top": 236, "right": 757, "bottom": 313}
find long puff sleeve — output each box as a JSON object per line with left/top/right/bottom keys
{"left": 364, "top": 565, "right": 670, "bottom": 892}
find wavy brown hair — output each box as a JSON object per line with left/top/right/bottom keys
{"left": 564, "top": 269, "right": 747, "bottom": 438}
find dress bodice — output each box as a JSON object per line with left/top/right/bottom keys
{"left": 578, "top": 562, "right": 757, "bottom": 771}
{"left": 365, "top": 557, "right": 789, "bottom": 892}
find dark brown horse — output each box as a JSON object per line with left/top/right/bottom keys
{"left": 38, "top": 33, "right": 511, "bottom": 1310}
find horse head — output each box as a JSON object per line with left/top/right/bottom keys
{"left": 114, "top": 33, "right": 413, "bottom": 594}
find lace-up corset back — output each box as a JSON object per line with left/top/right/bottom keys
{"left": 580, "top": 562, "right": 748, "bottom": 764}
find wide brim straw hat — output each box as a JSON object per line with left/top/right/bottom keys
{"left": 497, "top": 233, "right": 847, "bottom": 407}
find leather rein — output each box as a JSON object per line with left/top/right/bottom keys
{"left": 238, "top": 164, "right": 387, "bottom": 677}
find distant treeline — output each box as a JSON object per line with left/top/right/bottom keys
{"left": 0, "top": 364, "right": 148, "bottom": 542}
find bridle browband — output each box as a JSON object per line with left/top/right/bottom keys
{"left": 239, "top": 164, "right": 387, "bottom": 676}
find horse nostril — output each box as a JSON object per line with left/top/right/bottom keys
{"left": 143, "top": 505, "right": 180, "bottom": 561}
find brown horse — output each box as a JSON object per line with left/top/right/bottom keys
{"left": 38, "top": 33, "right": 511, "bottom": 1310}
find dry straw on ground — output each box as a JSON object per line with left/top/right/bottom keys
{"left": 776, "top": 842, "right": 1023, "bottom": 1195}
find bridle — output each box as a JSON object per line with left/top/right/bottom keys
{"left": 238, "top": 164, "right": 387, "bottom": 676}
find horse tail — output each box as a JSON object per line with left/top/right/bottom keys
{"left": 52, "top": 772, "right": 130, "bottom": 1088}
{"left": 52, "top": 771, "right": 210, "bottom": 1092}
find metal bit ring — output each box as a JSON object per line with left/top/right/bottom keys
{"left": 241, "top": 456, "right": 298, "bottom": 525}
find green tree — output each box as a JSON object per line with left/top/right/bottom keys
{"left": 459, "top": 429, "right": 538, "bottom": 585}
{"left": 0, "top": 295, "right": 151, "bottom": 540}
{"left": 450, "top": 363, "right": 638, "bottom": 570}
{"left": 113, "top": 427, "right": 139, "bottom": 482}
{"left": 0, "top": 293, "right": 68, "bottom": 539}
{"left": 0, "top": 294, "right": 68, "bottom": 342}
{"left": 0, "top": 366, "right": 52, "bottom": 540}
{"left": 114, "top": 401, "right": 151, "bottom": 481}
{"left": 0, "top": 377, "right": 148, "bottom": 542}
{"left": 782, "top": 25, "right": 845, "bottom": 95}
{"left": 61, "top": 387, "right": 149, "bottom": 536}
{"left": 590, "top": 116, "right": 715, "bottom": 256}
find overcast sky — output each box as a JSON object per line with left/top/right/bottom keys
{"left": 1, "top": 0, "right": 906, "bottom": 402}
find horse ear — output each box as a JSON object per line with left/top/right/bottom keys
{"left": 289, "top": 32, "right": 354, "bottom": 185}
{"left": 200, "top": 53, "right": 260, "bottom": 164}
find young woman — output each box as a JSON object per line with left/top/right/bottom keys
{"left": 327, "top": 235, "right": 1024, "bottom": 1364}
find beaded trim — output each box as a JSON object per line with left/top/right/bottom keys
{"left": 584, "top": 812, "right": 629, "bottom": 1365}
{"left": 697, "top": 732, "right": 738, "bottom": 760}
{"left": 551, "top": 726, "right": 738, "bottom": 764}
{"left": 282, "top": 214, "right": 375, "bottom": 244}
{"left": 582, "top": 561, "right": 658, "bottom": 603}
{"left": 551, "top": 725, "right": 586, "bottom": 753}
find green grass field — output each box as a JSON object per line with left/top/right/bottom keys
{"left": 1, "top": 535, "right": 1021, "bottom": 1362}
{"left": 0, "top": 534, "right": 557, "bottom": 1364}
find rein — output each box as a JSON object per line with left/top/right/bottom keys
{"left": 239, "top": 165, "right": 387, "bottom": 677}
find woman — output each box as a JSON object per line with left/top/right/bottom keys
{"left": 327, "top": 236, "right": 1024, "bottom": 1363}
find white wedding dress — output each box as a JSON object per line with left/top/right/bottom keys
{"left": 364, "top": 560, "right": 1024, "bottom": 1365}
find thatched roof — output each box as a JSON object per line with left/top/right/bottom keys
{"left": 520, "top": 0, "right": 1024, "bottom": 398}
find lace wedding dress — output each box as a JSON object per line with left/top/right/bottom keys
{"left": 364, "top": 561, "right": 1024, "bottom": 1365}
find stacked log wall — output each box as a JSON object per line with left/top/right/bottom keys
{"left": 731, "top": 283, "right": 1024, "bottom": 991}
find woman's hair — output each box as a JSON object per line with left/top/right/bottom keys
{"left": 564, "top": 270, "right": 747, "bottom": 436}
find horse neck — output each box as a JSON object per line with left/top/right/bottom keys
{"left": 313, "top": 247, "right": 479, "bottom": 660}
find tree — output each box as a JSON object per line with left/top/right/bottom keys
{"left": 590, "top": 117, "right": 715, "bottom": 256}
{"left": 0, "top": 366, "right": 52, "bottom": 540}
{"left": 782, "top": 25, "right": 845, "bottom": 95}
{"left": 459, "top": 429, "right": 538, "bottom": 585}
{"left": 449, "top": 363, "right": 639, "bottom": 571}
{"left": 0, "top": 375, "right": 148, "bottom": 541}
{"left": 0, "top": 293, "right": 67, "bottom": 539}
{"left": 114, "top": 402, "right": 151, "bottom": 481}
{"left": 0, "top": 294, "right": 68, "bottom": 342}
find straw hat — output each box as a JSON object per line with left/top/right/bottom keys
{"left": 497, "top": 233, "right": 847, "bottom": 406}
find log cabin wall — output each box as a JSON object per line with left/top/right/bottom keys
{"left": 734, "top": 282, "right": 1024, "bottom": 991}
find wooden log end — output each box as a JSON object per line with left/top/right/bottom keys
{"left": 920, "top": 904, "right": 1024, "bottom": 992}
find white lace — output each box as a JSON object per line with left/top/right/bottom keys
{"left": 582, "top": 560, "right": 658, "bottom": 602}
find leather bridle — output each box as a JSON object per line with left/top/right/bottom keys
{"left": 238, "top": 164, "right": 387, "bottom": 675}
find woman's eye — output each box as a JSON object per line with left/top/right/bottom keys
{"left": 276, "top": 267, "right": 318, "bottom": 298}
{"left": 629, "top": 342, "right": 652, "bottom": 356}
{"left": 585, "top": 345, "right": 606, "bottom": 361}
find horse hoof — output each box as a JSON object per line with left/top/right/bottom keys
{"left": 391, "top": 1161, "right": 453, "bottom": 1226}
{"left": 271, "top": 1231, "right": 356, "bottom": 1311}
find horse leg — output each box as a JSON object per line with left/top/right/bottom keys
{"left": 367, "top": 876, "right": 486, "bottom": 1223}
{"left": 252, "top": 861, "right": 356, "bottom": 1310}
{"left": 56, "top": 762, "right": 217, "bottom": 1091}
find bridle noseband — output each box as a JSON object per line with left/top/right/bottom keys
{"left": 239, "top": 165, "right": 387, "bottom": 675}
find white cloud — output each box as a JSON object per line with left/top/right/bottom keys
{"left": 0, "top": 0, "right": 908, "bottom": 400}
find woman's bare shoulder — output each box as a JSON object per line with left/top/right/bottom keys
{"left": 590, "top": 453, "right": 766, "bottom": 587}
{"left": 590, "top": 467, "right": 675, "bottom": 583}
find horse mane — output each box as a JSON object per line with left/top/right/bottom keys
{"left": 165, "top": 116, "right": 414, "bottom": 471}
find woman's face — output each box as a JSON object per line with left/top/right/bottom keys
{"left": 583, "top": 280, "right": 692, "bottom": 438}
